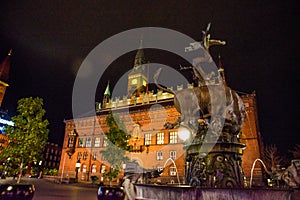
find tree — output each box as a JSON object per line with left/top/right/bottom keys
{"left": 0, "top": 97, "right": 49, "bottom": 183}
{"left": 100, "top": 112, "right": 131, "bottom": 186}
{"left": 264, "top": 144, "right": 283, "bottom": 171}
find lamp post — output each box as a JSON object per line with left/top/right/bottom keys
{"left": 75, "top": 159, "right": 81, "bottom": 182}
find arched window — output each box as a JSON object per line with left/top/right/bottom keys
{"left": 82, "top": 164, "right": 87, "bottom": 172}
{"left": 92, "top": 164, "right": 97, "bottom": 173}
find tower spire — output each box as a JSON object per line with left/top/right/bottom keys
{"left": 0, "top": 49, "right": 12, "bottom": 82}
{"left": 102, "top": 81, "right": 111, "bottom": 109}
{"left": 0, "top": 49, "right": 12, "bottom": 107}
{"left": 104, "top": 81, "right": 111, "bottom": 96}
{"left": 133, "top": 39, "right": 146, "bottom": 69}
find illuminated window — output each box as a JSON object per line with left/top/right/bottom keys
{"left": 169, "top": 132, "right": 178, "bottom": 144}
{"left": 157, "top": 166, "right": 163, "bottom": 171}
{"left": 94, "top": 137, "right": 101, "bottom": 147}
{"left": 170, "top": 166, "right": 177, "bottom": 176}
{"left": 144, "top": 133, "right": 152, "bottom": 145}
{"left": 77, "top": 152, "right": 82, "bottom": 160}
{"left": 67, "top": 138, "right": 74, "bottom": 147}
{"left": 82, "top": 164, "right": 87, "bottom": 172}
{"left": 157, "top": 151, "right": 163, "bottom": 160}
{"left": 101, "top": 165, "right": 106, "bottom": 173}
{"left": 103, "top": 137, "right": 108, "bottom": 147}
{"left": 92, "top": 165, "right": 97, "bottom": 173}
{"left": 92, "top": 152, "right": 97, "bottom": 160}
{"left": 83, "top": 152, "right": 88, "bottom": 160}
{"left": 86, "top": 138, "right": 91, "bottom": 147}
{"left": 78, "top": 138, "right": 84, "bottom": 147}
{"left": 170, "top": 151, "right": 176, "bottom": 160}
{"left": 156, "top": 132, "right": 164, "bottom": 144}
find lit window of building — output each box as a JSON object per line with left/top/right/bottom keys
{"left": 144, "top": 133, "right": 152, "bottom": 145}
{"left": 169, "top": 131, "right": 178, "bottom": 144}
{"left": 156, "top": 132, "right": 164, "bottom": 144}
{"left": 170, "top": 151, "right": 176, "bottom": 160}
{"left": 94, "top": 137, "right": 101, "bottom": 147}
{"left": 67, "top": 137, "right": 74, "bottom": 148}
{"left": 92, "top": 152, "right": 97, "bottom": 160}
{"left": 157, "top": 151, "right": 163, "bottom": 160}
{"left": 170, "top": 166, "right": 177, "bottom": 176}
{"left": 92, "top": 164, "right": 97, "bottom": 173}
{"left": 157, "top": 166, "right": 163, "bottom": 171}
{"left": 83, "top": 152, "right": 88, "bottom": 160}
{"left": 101, "top": 165, "right": 106, "bottom": 173}
{"left": 86, "top": 138, "right": 91, "bottom": 147}
{"left": 77, "top": 152, "right": 82, "bottom": 160}
{"left": 78, "top": 138, "right": 84, "bottom": 147}
{"left": 82, "top": 164, "right": 87, "bottom": 172}
{"left": 103, "top": 137, "right": 108, "bottom": 147}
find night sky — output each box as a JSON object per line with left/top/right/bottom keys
{"left": 0, "top": 1, "right": 298, "bottom": 155}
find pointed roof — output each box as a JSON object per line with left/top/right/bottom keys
{"left": 0, "top": 49, "right": 12, "bottom": 82}
{"left": 104, "top": 81, "right": 110, "bottom": 96}
{"left": 133, "top": 39, "right": 146, "bottom": 69}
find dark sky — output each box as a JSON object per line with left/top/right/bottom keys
{"left": 0, "top": 1, "right": 299, "bottom": 154}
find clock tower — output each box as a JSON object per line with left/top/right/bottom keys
{"left": 127, "top": 41, "right": 148, "bottom": 97}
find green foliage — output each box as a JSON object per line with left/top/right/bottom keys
{"left": 103, "top": 169, "right": 119, "bottom": 180}
{"left": 43, "top": 168, "right": 58, "bottom": 176}
{"left": 100, "top": 112, "right": 131, "bottom": 181}
{"left": 91, "top": 175, "right": 99, "bottom": 184}
{"left": 104, "top": 112, "right": 131, "bottom": 151}
{"left": 0, "top": 97, "right": 49, "bottom": 178}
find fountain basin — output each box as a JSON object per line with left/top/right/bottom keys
{"left": 135, "top": 184, "right": 299, "bottom": 200}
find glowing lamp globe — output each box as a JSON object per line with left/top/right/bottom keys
{"left": 178, "top": 125, "right": 192, "bottom": 141}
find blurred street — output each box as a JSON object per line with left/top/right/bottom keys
{"left": 1, "top": 177, "right": 98, "bottom": 200}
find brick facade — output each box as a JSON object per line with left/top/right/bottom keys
{"left": 59, "top": 91, "right": 263, "bottom": 185}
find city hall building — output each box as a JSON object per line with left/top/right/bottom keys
{"left": 58, "top": 46, "right": 264, "bottom": 186}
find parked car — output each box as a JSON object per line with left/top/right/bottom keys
{"left": 28, "top": 174, "right": 39, "bottom": 178}
{"left": 97, "top": 186, "right": 125, "bottom": 200}
{"left": 0, "top": 183, "right": 35, "bottom": 200}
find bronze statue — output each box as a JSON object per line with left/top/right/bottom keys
{"left": 202, "top": 23, "right": 226, "bottom": 51}
{"left": 185, "top": 23, "right": 226, "bottom": 53}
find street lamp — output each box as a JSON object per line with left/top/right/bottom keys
{"left": 75, "top": 159, "right": 81, "bottom": 182}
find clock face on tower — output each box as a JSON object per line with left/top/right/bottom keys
{"left": 131, "top": 78, "right": 137, "bottom": 85}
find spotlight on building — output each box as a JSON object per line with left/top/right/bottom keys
{"left": 178, "top": 124, "right": 192, "bottom": 141}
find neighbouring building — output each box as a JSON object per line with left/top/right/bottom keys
{"left": 0, "top": 49, "right": 13, "bottom": 151}
{"left": 59, "top": 43, "right": 264, "bottom": 186}
{"left": 42, "top": 142, "right": 62, "bottom": 170}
